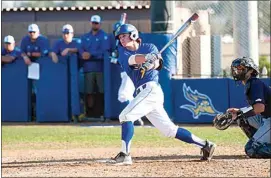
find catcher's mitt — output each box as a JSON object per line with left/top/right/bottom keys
{"left": 213, "top": 112, "right": 234, "bottom": 130}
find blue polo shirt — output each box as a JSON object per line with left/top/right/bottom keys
{"left": 80, "top": 29, "right": 110, "bottom": 72}
{"left": 52, "top": 38, "right": 83, "bottom": 56}
{"left": 20, "top": 35, "right": 50, "bottom": 60}
{"left": 2, "top": 47, "right": 22, "bottom": 59}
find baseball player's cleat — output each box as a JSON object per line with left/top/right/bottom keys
{"left": 134, "top": 118, "right": 144, "bottom": 126}
{"left": 111, "top": 152, "right": 132, "bottom": 165}
{"left": 200, "top": 140, "right": 216, "bottom": 161}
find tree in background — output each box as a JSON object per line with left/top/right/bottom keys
{"left": 259, "top": 56, "right": 271, "bottom": 77}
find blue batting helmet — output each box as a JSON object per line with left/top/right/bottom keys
{"left": 115, "top": 24, "right": 139, "bottom": 41}
{"left": 231, "top": 57, "right": 259, "bottom": 81}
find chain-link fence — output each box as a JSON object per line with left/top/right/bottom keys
{"left": 173, "top": 1, "right": 270, "bottom": 78}
{"left": 2, "top": 1, "right": 270, "bottom": 78}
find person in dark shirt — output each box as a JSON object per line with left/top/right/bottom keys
{"left": 227, "top": 57, "right": 271, "bottom": 158}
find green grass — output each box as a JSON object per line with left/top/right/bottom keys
{"left": 2, "top": 125, "right": 248, "bottom": 150}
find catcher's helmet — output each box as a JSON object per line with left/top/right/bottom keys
{"left": 115, "top": 24, "right": 139, "bottom": 41}
{"left": 231, "top": 57, "right": 259, "bottom": 81}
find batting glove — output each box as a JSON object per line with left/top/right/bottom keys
{"left": 145, "top": 53, "right": 159, "bottom": 63}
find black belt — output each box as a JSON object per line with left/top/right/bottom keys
{"left": 136, "top": 84, "right": 147, "bottom": 95}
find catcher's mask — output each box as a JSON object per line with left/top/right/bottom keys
{"left": 231, "top": 57, "right": 259, "bottom": 81}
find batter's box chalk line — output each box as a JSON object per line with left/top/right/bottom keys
{"left": 95, "top": 158, "right": 113, "bottom": 163}
{"left": 95, "top": 158, "right": 132, "bottom": 166}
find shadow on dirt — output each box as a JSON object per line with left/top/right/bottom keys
{"left": 2, "top": 154, "right": 249, "bottom": 168}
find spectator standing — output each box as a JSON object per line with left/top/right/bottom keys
{"left": 80, "top": 15, "right": 110, "bottom": 118}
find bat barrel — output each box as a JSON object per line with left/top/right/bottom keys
{"left": 159, "top": 13, "right": 199, "bottom": 54}
{"left": 190, "top": 13, "right": 199, "bottom": 22}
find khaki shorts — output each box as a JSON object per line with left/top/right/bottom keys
{"left": 84, "top": 72, "right": 104, "bottom": 94}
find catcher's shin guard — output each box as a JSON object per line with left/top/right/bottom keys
{"left": 245, "top": 139, "right": 271, "bottom": 158}
{"left": 237, "top": 118, "right": 257, "bottom": 139}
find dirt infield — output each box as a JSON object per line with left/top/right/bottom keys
{"left": 2, "top": 146, "right": 270, "bottom": 177}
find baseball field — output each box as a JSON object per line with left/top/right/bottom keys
{"left": 2, "top": 123, "right": 270, "bottom": 177}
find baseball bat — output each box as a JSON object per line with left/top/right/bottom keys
{"left": 114, "top": 13, "right": 127, "bottom": 47}
{"left": 110, "top": 13, "right": 127, "bottom": 63}
{"left": 159, "top": 13, "right": 199, "bottom": 54}
{"left": 140, "top": 13, "right": 199, "bottom": 78}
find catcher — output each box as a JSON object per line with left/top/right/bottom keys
{"left": 213, "top": 57, "right": 271, "bottom": 158}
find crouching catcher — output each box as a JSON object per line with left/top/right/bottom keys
{"left": 213, "top": 57, "right": 271, "bottom": 158}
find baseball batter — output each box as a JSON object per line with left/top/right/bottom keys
{"left": 110, "top": 24, "right": 216, "bottom": 165}
{"left": 110, "top": 21, "right": 144, "bottom": 126}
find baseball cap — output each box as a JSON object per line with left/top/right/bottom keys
{"left": 90, "top": 15, "right": 101, "bottom": 23}
{"left": 62, "top": 24, "right": 74, "bottom": 33}
{"left": 28, "top": 24, "right": 40, "bottom": 32}
{"left": 4, "top": 35, "right": 15, "bottom": 43}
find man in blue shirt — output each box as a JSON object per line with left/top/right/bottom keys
{"left": 52, "top": 24, "right": 84, "bottom": 122}
{"left": 20, "top": 24, "right": 56, "bottom": 121}
{"left": 110, "top": 24, "right": 216, "bottom": 165}
{"left": 2, "top": 35, "right": 31, "bottom": 65}
{"left": 52, "top": 24, "right": 83, "bottom": 61}
{"left": 226, "top": 57, "right": 271, "bottom": 158}
{"left": 20, "top": 24, "right": 56, "bottom": 62}
{"left": 80, "top": 15, "right": 110, "bottom": 117}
